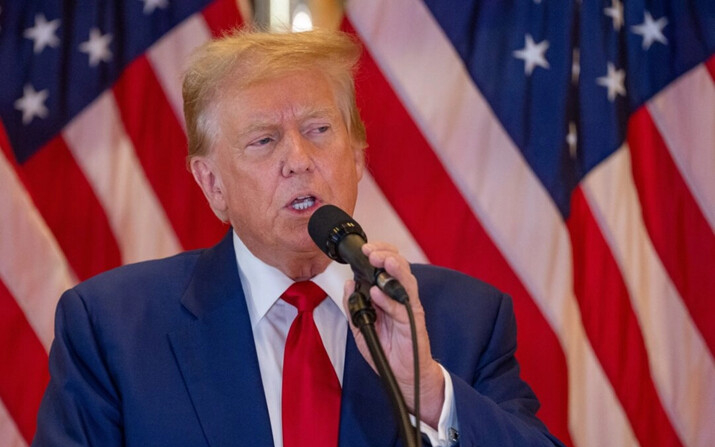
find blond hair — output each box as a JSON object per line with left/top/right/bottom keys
{"left": 182, "top": 27, "right": 367, "bottom": 161}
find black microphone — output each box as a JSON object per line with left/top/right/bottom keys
{"left": 308, "top": 204, "right": 409, "bottom": 304}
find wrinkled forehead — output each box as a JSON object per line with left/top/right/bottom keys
{"left": 208, "top": 69, "right": 346, "bottom": 141}
{"left": 217, "top": 68, "right": 344, "bottom": 118}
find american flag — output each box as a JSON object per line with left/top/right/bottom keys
{"left": 0, "top": 0, "right": 713, "bottom": 446}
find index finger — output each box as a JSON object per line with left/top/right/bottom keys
{"left": 362, "top": 241, "right": 399, "bottom": 256}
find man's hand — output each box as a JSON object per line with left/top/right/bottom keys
{"left": 342, "top": 242, "right": 445, "bottom": 428}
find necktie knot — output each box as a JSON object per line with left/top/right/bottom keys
{"left": 281, "top": 281, "right": 327, "bottom": 313}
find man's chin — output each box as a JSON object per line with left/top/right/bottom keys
{"left": 291, "top": 238, "right": 325, "bottom": 258}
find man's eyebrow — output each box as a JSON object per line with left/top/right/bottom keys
{"left": 301, "top": 106, "right": 338, "bottom": 118}
{"left": 238, "top": 122, "right": 277, "bottom": 136}
{"left": 233, "top": 106, "right": 341, "bottom": 137}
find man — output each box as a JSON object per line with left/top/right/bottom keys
{"left": 32, "top": 28, "right": 564, "bottom": 446}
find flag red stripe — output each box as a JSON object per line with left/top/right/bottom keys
{"left": 0, "top": 123, "right": 27, "bottom": 183}
{"left": 628, "top": 107, "right": 715, "bottom": 356}
{"left": 507, "top": 277, "right": 573, "bottom": 447}
{"left": 345, "top": 21, "right": 573, "bottom": 446}
{"left": 201, "top": 0, "right": 243, "bottom": 36}
{"left": 0, "top": 278, "right": 49, "bottom": 444}
{"left": 112, "top": 55, "right": 227, "bottom": 250}
{"left": 20, "top": 137, "right": 122, "bottom": 281}
{"left": 567, "top": 187, "right": 683, "bottom": 447}
{"left": 1, "top": 121, "right": 116, "bottom": 283}
{"left": 706, "top": 55, "right": 715, "bottom": 82}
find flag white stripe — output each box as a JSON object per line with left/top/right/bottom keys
{"left": 582, "top": 146, "right": 715, "bottom": 447}
{"left": 0, "top": 149, "right": 74, "bottom": 351}
{"left": 0, "top": 399, "right": 27, "bottom": 447}
{"left": 647, "top": 65, "right": 715, "bottom": 231}
{"left": 62, "top": 92, "right": 182, "bottom": 265}
{"left": 147, "top": 14, "right": 213, "bottom": 130}
{"left": 346, "top": 0, "right": 638, "bottom": 445}
{"left": 562, "top": 316, "right": 640, "bottom": 447}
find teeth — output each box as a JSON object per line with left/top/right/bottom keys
{"left": 291, "top": 196, "right": 315, "bottom": 210}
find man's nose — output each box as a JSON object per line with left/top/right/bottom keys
{"left": 281, "top": 131, "right": 315, "bottom": 176}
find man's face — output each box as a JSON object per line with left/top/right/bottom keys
{"left": 192, "top": 69, "right": 364, "bottom": 272}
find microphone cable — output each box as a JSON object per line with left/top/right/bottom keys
{"left": 405, "top": 300, "right": 421, "bottom": 446}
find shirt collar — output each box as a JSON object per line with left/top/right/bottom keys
{"left": 232, "top": 230, "right": 352, "bottom": 328}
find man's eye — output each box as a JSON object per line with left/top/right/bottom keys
{"left": 250, "top": 137, "right": 273, "bottom": 147}
{"left": 309, "top": 125, "right": 330, "bottom": 135}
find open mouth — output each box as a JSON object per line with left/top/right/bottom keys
{"left": 289, "top": 195, "right": 316, "bottom": 211}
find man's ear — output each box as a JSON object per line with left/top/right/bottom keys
{"left": 353, "top": 143, "right": 366, "bottom": 181}
{"left": 190, "top": 156, "right": 228, "bottom": 220}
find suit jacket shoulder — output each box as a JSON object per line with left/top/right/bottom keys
{"left": 33, "top": 232, "right": 277, "bottom": 447}
{"left": 72, "top": 248, "right": 203, "bottom": 322}
{"left": 411, "top": 263, "right": 508, "bottom": 375}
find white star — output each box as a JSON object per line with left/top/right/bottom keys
{"left": 79, "top": 28, "right": 113, "bottom": 67}
{"left": 596, "top": 62, "right": 626, "bottom": 102}
{"left": 23, "top": 13, "right": 61, "bottom": 54}
{"left": 566, "top": 122, "right": 578, "bottom": 159}
{"left": 571, "top": 47, "right": 580, "bottom": 84}
{"left": 631, "top": 11, "right": 668, "bottom": 50}
{"left": 14, "top": 84, "right": 49, "bottom": 125}
{"left": 141, "top": 0, "right": 169, "bottom": 15}
{"left": 513, "top": 34, "right": 550, "bottom": 76}
{"left": 604, "top": 0, "right": 624, "bottom": 31}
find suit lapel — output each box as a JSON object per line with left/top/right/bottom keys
{"left": 168, "top": 232, "right": 405, "bottom": 447}
{"left": 339, "top": 331, "right": 399, "bottom": 447}
{"left": 168, "top": 232, "right": 274, "bottom": 447}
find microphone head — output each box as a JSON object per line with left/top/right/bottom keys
{"left": 308, "top": 204, "right": 366, "bottom": 263}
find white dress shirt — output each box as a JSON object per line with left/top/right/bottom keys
{"left": 232, "top": 232, "right": 457, "bottom": 446}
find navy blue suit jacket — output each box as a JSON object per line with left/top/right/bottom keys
{"left": 32, "top": 232, "right": 563, "bottom": 446}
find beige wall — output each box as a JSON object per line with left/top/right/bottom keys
{"left": 237, "top": 0, "right": 344, "bottom": 30}
{"left": 304, "top": 0, "right": 344, "bottom": 30}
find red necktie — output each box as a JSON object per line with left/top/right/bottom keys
{"left": 281, "top": 281, "right": 342, "bottom": 447}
